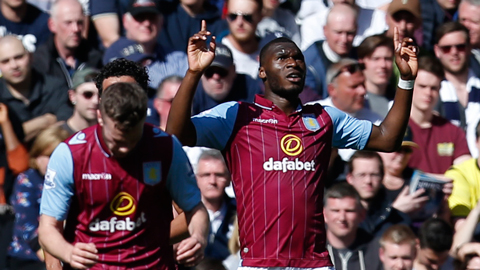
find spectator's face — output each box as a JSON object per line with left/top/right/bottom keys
{"left": 263, "top": 0, "right": 280, "bottom": 10}
{"left": 434, "top": 31, "right": 469, "bottom": 75}
{"left": 416, "top": 248, "right": 449, "bottom": 270}
{"left": 70, "top": 82, "right": 99, "bottom": 123}
{"left": 98, "top": 112, "right": 144, "bottom": 158}
{"left": 378, "top": 147, "right": 413, "bottom": 177}
{"left": 1, "top": 0, "right": 26, "bottom": 9}
{"left": 386, "top": 11, "right": 418, "bottom": 41}
{"left": 153, "top": 80, "right": 181, "bottom": 129}
{"left": 124, "top": 12, "right": 161, "bottom": 44}
{"left": 361, "top": 46, "right": 394, "bottom": 87}
{"left": 196, "top": 158, "right": 230, "bottom": 202}
{"left": 346, "top": 157, "right": 382, "bottom": 201}
{"left": 436, "top": 0, "right": 460, "bottom": 11}
{"left": 380, "top": 242, "right": 416, "bottom": 270}
{"left": 227, "top": 0, "right": 261, "bottom": 43}
{"left": 328, "top": 69, "right": 366, "bottom": 114}
{"left": 324, "top": 197, "right": 364, "bottom": 238}
{"left": 200, "top": 65, "right": 236, "bottom": 101}
{"left": 0, "top": 40, "right": 31, "bottom": 85}
{"left": 412, "top": 70, "right": 441, "bottom": 113}
{"left": 459, "top": 1, "right": 480, "bottom": 48}
{"left": 49, "top": 0, "right": 85, "bottom": 50}
{"left": 324, "top": 14, "right": 356, "bottom": 56}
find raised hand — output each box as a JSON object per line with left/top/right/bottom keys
{"left": 394, "top": 27, "right": 418, "bottom": 80}
{"left": 187, "top": 20, "right": 216, "bottom": 73}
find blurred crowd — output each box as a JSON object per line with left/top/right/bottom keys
{"left": 1, "top": 0, "right": 480, "bottom": 269}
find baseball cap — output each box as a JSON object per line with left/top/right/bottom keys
{"left": 103, "top": 38, "right": 154, "bottom": 65}
{"left": 72, "top": 68, "right": 99, "bottom": 90}
{"left": 326, "top": 58, "right": 364, "bottom": 84}
{"left": 210, "top": 44, "right": 234, "bottom": 70}
{"left": 387, "top": 0, "right": 421, "bottom": 20}
{"left": 402, "top": 125, "right": 419, "bottom": 148}
{"left": 127, "top": 0, "right": 160, "bottom": 17}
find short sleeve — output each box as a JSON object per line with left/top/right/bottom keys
{"left": 324, "top": 106, "right": 373, "bottom": 149}
{"left": 192, "top": 102, "right": 240, "bottom": 150}
{"left": 39, "top": 143, "right": 74, "bottom": 221}
{"left": 166, "top": 136, "right": 201, "bottom": 212}
{"left": 447, "top": 164, "right": 476, "bottom": 217}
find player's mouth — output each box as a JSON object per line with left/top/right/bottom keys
{"left": 286, "top": 72, "right": 302, "bottom": 83}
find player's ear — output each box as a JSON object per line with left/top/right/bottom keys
{"left": 97, "top": 109, "right": 103, "bottom": 126}
{"left": 259, "top": 66, "right": 266, "bottom": 80}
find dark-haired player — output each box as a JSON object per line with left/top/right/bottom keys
{"left": 167, "top": 20, "right": 419, "bottom": 269}
{"left": 38, "top": 83, "right": 208, "bottom": 269}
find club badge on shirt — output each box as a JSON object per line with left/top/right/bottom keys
{"left": 143, "top": 161, "right": 162, "bottom": 185}
{"left": 302, "top": 114, "right": 320, "bottom": 132}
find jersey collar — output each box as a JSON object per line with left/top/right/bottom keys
{"left": 253, "top": 94, "right": 303, "bottom": 113}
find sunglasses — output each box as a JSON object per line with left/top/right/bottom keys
{"left": 227, "top": 13, "right": 254, "bottom": 24}
{"left": 205, "top": 67, "right": 228, "bottom": 78}
{"left": 438, "top": 43, "right": 467, "bottom": 54}
{"left": 330, "top": 63, "right": 365, "bottom": 83}
{"left": 81, "top": 91, "right": 96, "bottom": 99}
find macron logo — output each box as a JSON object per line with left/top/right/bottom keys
{"left": 82, "top": 173, "right": 112, "bottom": 180}
{"left": 253, "top": 118, "right": 278, "bottom": 124}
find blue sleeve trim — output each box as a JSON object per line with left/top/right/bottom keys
{"left": 192, "top": 101, "right": 239, "bottom": 150}
{"left": 39, "top": 143, "right": 74, "bottom": 221}
{"left": 325, "top": 106, "right": 373, "bottom": 149}
{"left": 166, "top": 136, "right": 202, "bottom": 212}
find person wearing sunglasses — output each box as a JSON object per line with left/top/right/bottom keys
{"left": 222, "top": 0, "right": 263, "bottom": 79}
{"left": 167, "top": 21, "right": 419, "bottom": 270}
{"left": 434, "top": 22, "right": 480, "bottom": 159}
{"left": 62, "top": 68, "right": 100, "bottom": 136}
{"left": 192, "top": 44, "right": 262, "bottom": 115}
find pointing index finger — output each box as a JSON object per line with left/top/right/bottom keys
{"left": 394, "top": 27, "right": 400, "bottom": 51}
{"left": 201, "top": 20, "right": 206, "bottom": 32}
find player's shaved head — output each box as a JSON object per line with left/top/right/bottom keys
{"left": 326, "top": 3, "right": 358, "bottom": 26}
{"left": 259, "top": 37, "right": 298, "bottom": 66}
{"left": 0, "top": 35, "right": 27, "bottom": 52}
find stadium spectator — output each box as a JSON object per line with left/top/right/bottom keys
{"left": 384, "top": 0, "right": 421, "bottom": 44}
{"left": 257, "top": 0, "right": 300, "bottom": 46}
{"left": 346, "top": 151, "right": 415, "bottom": 236}
{"left": 0, "top": 35, "right": 71, "bottom": 142}
{"left": 459, "top": 0, "right": 480, "bottom": 71}
{"left": 89, "top": 0, "right": 122, "bottom": 48}
{"left": 222, "top": 0, "right": 263, "bottom": 79}
{"left": 8, "top": 126, "right": 69, "bottom": 270}
{"left": 159, "top": 0, "right": 228, "bottom": 52}
{"left": 0, "top": 103, "right": 28, "bottom": 269}
{"left": 123, "top": 0, "right": 188, "bottom": 88}
{"left": 323, "top": 182, "right": 382, "bottom": 270}
{"left": 408, "top": 56, "right": 471, "bottom": 174}
{"left": 195, "top": 150, "right": 236, "bottom": 263}
{"left": 33, "top": 0, "right": 102, "bottom": 89}
{"left": 300, "top": 0, "right": 386, "bottom": 50}
{"left": 153, "top": 75, "right": 182, "bottom": 130}
{"left": 414, "top": 218, "right": 454, "bottom": 270}
{"left": 62, "top": 68, "right": 99, "bottom": 135}
{"left": 303, "top": 4, "right": 358, "bottom": 98}
{"left": 446, "top": 120, "right": 480, "bottom": 230}
{"left": 193, "top": 44, "right": 262, "bottom": 115}
{"left": 358, "top": 34, "right": 395, "bottom": 119}
{"left": 434, "top": 22, "right": 480, "bottom": 158}
{"left": 0, "top": 0, "right": 50, "bottom": 52}
{"left": 38, "top": 83, "right": 209, "bottom": 269}
{"left": 379, "top": 224, "right": 417, "bottom": 270}
{"left": 421, "top": 0, "right": 460, "bottom": 52}
{"left": 167, "top": 22, "right": 419, "bottom": 269}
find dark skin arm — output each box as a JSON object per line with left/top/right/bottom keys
{"left": 166, "top": 20, "right": 216, "bottom": 146}
{"left": 365, "top": 28, "right": 418, "bottom": 152}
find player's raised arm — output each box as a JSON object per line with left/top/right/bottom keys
{"left": 365, "top": 27, "right": 418, "bottom": 151}
{"left": 166, "top": 20, "right": 216, "bottom": 146}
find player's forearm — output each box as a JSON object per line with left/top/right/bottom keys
{"left": 366, "top": 87, "right": 413, "bottom": 152}
{"left": 38, "top": 215, "right": 74, "bottom": 265}
{"left": 44, "top": 250, "right": 63, "bottom": 270}
{"left": 185, "top": 203, "right": 209, "bottom": 247}
{"left": 170, "top": 212, "right": 190, "bottom": 244}
{"left": 166, "top": 70, "right": 202, "bottom": 146}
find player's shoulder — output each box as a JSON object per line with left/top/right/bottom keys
{"left": 64, "top": 125, "right": 97, "bottom": 147}
{"left": 143, "top": 123, "right": 173, "bottom": 140}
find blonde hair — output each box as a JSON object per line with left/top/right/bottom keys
{"left": 29, "top": 126, "right": 70, "bottom": 169}
{"left": 228, "top": 215, "right": 240, "bottom": 255}
{"left": 379, "top": 224, "right": 417, "bottom": 249}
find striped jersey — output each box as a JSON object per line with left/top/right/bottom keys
{"left": 40, "top": 124, "right": 201, "bottom": 269}
{"left": 192, "top": 95, "right": 373, "bottom": 268}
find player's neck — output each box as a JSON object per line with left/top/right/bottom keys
{"left": 264, "top": 91, "right": 300, "bottom": 115}
{"left": 1, "top": 2, "right": 27, "bottom": 23}
{"left": 327, "top": 230, "right": 356, "bottom": 249}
